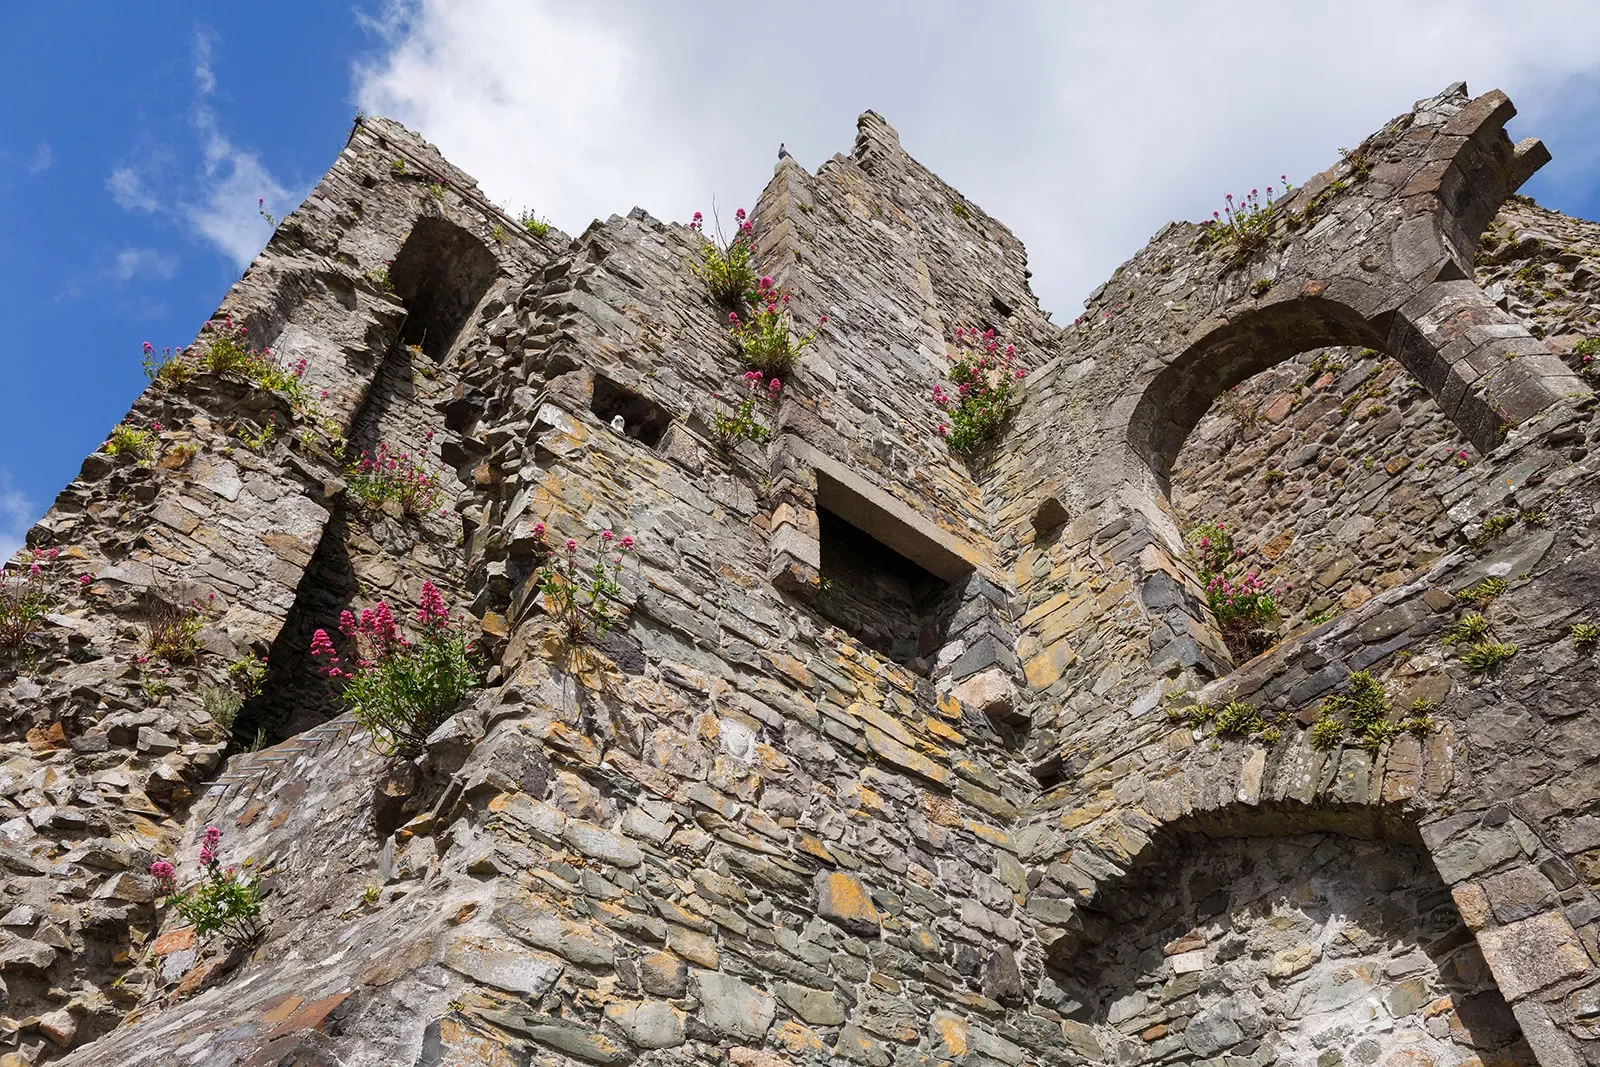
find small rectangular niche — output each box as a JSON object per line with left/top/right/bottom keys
{"left": 592, "top": 375, "right": 671, "bottom": 448}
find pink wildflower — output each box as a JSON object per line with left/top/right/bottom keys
{"left": 565, "top": 538, "right": 578, "bottom": 554}
{"left": 620, "top": 535, "right": 636, "bottom": 551}
{"left": 601, "top": 530, "right": 614, "bottom": 542}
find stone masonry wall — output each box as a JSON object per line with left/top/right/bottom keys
{"left": 1, "top": 82, "right": 1597, "bottom": 1067}
{"left": 1171, "top": 197, "right": 1600, "bottom": 636}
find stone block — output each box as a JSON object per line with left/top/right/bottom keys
{"left": 1477, "top": 911, "right": 1592, "bottom": 1000}
{"left": 693, "top": 971, "right": 775, "bottom": 1040}
{"left": 814, "top": 871, "right": 881, "bottom": 936}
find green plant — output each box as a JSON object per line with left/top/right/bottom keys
{"left": 1314, "top": 671, "right": 1397, "bottom": 752}
{"left": 1520, "top": 509, "right": 1547, "bottom": 528}
{"left": 362, "top": 884, "right": 381, "bottom": 905}
{"left": 1458, "top": 577, "right": 1508, "bottom": 606}
{"left": 688, "top": 208, "right": 757, "bottom": 306}
{"left": 0, "top": 549, "right": 61, "bottom": 653}
{"left": 312, "top": 582, "right": 480, "bottom": 759}
{"left": 1576, "top": 337, "right": 1599, "bottom": 378}
{"left": 141, "top": 341, "right": 192, "bottom": 385}
{"left": 201, "top": 686, "right": 243, "bottom": 733}
{"left": 106, "top": 423, "right": 154, "bottom": 461}
{"left": 191, "top": 318, "right": 313, "bottom": 408}
{"left": 1251, "top": 278, "right": 1273, "bottom": 298}
{"left": 1205, "top": 571, "right": 1279, "bottom": 632}
{"left": 519, "top": 209, "right": 551, "bottom": 238}
{"left": 490, "top": 223, "right": 505, "bottom": 243}
{"left": 425, "top": 181, "right": 448, "bottom": 200}
{"left": 228, "top": 652, "right": 268, "bottom": 699}
{"left": 345, "top": 441, "right": 446, "bottom": 517}
{"left": 151, "top": 826, "right": 263, "bottom": 949}
{"left": 1309, "top": 714, "right": 1345, "bottom": 751}
{"left": 1306, "top": 608, "right": 1337, "bottom": 626}
{"left": 366, "top": 264, "right": 395, "bottom": 293}
{"left": 1339, "top": 145, "right": 1374, "bottom": 182}
{"left": 1442, "top": 613, "right": 1491, "bottom": 647}
{"left": 234, "top": 415, "right": 278, "bottom": 452}
{"left": 1473, "top": 513, "right": 1516, "bottom": 547}
{"left": 729, "top": 277, "right": 818, "bottom": 377}
{"left": 1188, "top": 520, "right": 1238, "bottom": 576}
{"left": 1572, "top": 621, "right": 1600, "bottom": 648}
{"left": 950, "top": 201, "right": 969, "bottom": 219}
{"left": 1213, "top": 700, "right": 1266, "bottom": 738}
{"left": 146, "top": 596, "right": 212, "bottom": 664}
{"left": 538, "top": 531, "right": 639, "bottom": 641}
{"left": 711, "top": 372, "right": 780, "bottom": 449}
{"left": 932, "top": 326, "right": 1025, "bottom": 458}
{"left": 1202, "top": 177, "right": 1291, "bottom": 255}
{"left": 1461, "top": 642, "right": 1518, "bottom": 674}
{"left": 390, "top": 158, "right": 407, "bottom": 174}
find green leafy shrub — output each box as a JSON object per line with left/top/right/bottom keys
{"left": 0, "top": 549, "right": 62, "bottom": 653}
{"left": 1188, "top": 520, "right": 1238, "bottom": 576}
{"left": 345, "top": 441, "right": 446, "bottom": 517}
{"left": 1213, "top": 700, "right": 1265, "bottom": 738}
{"left": 1572, "top": 621, "right": 1600, "bottom": 648}
{"left": 689, "top": 208, "right": 757, "bottom": 306}
{"left": 519, "top": 209, "right": 551, "bottom": 238}
{"left": 1442, "top": 613, "right": 1491, "bottom": 647}
{"left": 538, "top": 530, "right": 638, "bottom": 641}
{"left": 1309, "top": 715, "right": 1345, "bottom": 750}
{"left": 1461, "top": 642, "right": 1518, "bottom": 674}
{"left": 729, "top": 277, "right": 818, "bottom": 377}
{"left": 145, "top": 596, "right": 214, "bottom": 664}
{"left": 106, "top": 423, "right": 154, "bottom": 461}
{"left": 1458, "top": 577, "right": 1508, "bottom": 606}
{"left": 712, "top": 372, "right": 780, "bottom": 450}
{"left": 150, "top": 826, "right": 263, "bottom": 949}
{"left": 1472, "top": 513, "right": 1516, "bottom": 547}
{"left": 142, "top": 341, "right": 192, "bottom": 385}
{"left": 311, "top": 582, "right": 479, "bottom": 759}
{"left": 932, "top": 326, "right": 1026, "bottom": 458}
{"left": 1313, "top": 670, "right": 1404, "bottom": 752}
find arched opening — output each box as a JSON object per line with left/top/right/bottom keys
{"left": 1125, "top": 296, "right": 1504, "bottom": 664}
{"left": 1052, "top": 830, "right": 1535, "bottom": 1065}
{"left": 1171, "top": 345, "right": 1474, "bottom": 635}
{"left": 388, "top": 217, "right": 500, "bottom": 361}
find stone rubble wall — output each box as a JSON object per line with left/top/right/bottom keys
{"left": 1170, "top": 197, "right": 1600, "bottom": 633}
{"left": 9, "top": 83, "right": 1600, "bottom": 1067}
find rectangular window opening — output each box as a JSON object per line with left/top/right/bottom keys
{"left": 591, "top": 375, "right": 671, "bottom": 448}
{"left": 815, "top": 507, "right": 961, "bottom": 672}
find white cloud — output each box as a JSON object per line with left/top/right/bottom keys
{"left": 186, "top": 112, "right": 293, "bottom": 270}
{"left": 184, "top": 28, "right": 297, "bottom": 271}
{"left": 194, "top": 28, "right": 217, "bottom": 95}
{"left": 107, "top": 247, "right": 179, "bottom": 283}
{"left": 107, "top": 166, "right": 158, "bottom": 213}
{"left": 27, "top": 143, "right": 53, "bottom": 175}
{"left": 352, "top": 0, "right": 1600, "bottom": 318}
{"left": 0, "top": 470, "right": 32, "bottom": 567}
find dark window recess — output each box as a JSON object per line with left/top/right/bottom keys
{"left": 815, "top": 507, "right": 960, "bottom": 671}
{"left": 389, "top": 217, "right": 500, "bottom": 360}
{"left": 1032, "top": 496, "right": 1069, "bottom": 544}
{"left": 990, "top": 296, "right": 1014, "bottom": 319}
{"left": 591, "top": 376, "right": 671, "bottom": 448}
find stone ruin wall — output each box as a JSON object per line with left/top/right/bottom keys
{"left": 0, "top": 84, "right": 1596, "bottom": 1067}
{"left": 1173, "top": 198, "right": 1600, "bottom": 632}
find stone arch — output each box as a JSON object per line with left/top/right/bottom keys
{"left": 1054, "top": 821, "right": 1536, "bottom": 1066}
{"left": 1127, "top": 296, "right": 1388, "bottom": 496}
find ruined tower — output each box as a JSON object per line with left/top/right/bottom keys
{"left": 3, "top": 83, "right": 1600, "bottom": 1066}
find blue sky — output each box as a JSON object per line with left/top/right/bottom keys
{"left": 4, "top": 1, "right": 1600, "bottom": 560}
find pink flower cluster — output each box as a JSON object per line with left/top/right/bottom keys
{"left": 930, "top": 326, "right": 1026, "bottom": 453}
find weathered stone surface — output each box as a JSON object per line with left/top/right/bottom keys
{"left": 693, "top": 970, "right": 776, "bottom": 1040}
{"left": 814, "top": 871, "right": 881, "bottom": 936}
